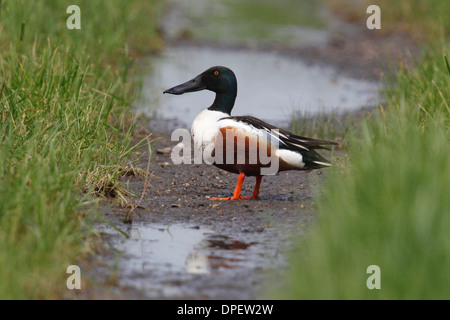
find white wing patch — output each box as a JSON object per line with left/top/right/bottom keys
{"left": 218, "top": 118, "right": 263, "bottom": 138}
{"left": 218, "top": 118, "right": 289, "bottom": 148}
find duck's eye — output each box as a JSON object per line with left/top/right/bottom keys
{"left": 214, "top": 71, "right": 219, "bottom": 76}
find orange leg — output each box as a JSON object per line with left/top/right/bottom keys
{"left": 212, "top": 173, "right": 245, "bottom": 200}
{"left": 244, "top": 176, "right": 262, "bottom": 199}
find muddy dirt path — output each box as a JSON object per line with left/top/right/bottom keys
{"left": 73, "top": 10, "right": 419, "bottom": 300}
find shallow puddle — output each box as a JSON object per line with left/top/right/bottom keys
{"left": 97, "top": 222, "right": 286, "bottom": 299}
{"left": 136, "top": 0, "right": 379, "bottom": 128}
{"left": 135, "top": 46, "right": 380, "bottom": 128}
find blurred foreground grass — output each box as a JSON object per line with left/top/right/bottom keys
{"left": 324, "top": 0, "right": 449, "bottom": 39}
{"left": 278, "top": 0, "right": 450, "bottom": 299}
{"left": 0, "top": 0, "right": 162, "bottom": 299}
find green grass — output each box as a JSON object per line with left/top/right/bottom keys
{"left": 290, "top": 110, "right": 368, "bottom": 148}
{"left": 277, "top": 0, "right": 450, "bottom": 299}
{"left": 0, "top": 1, "right": 162, "bottom": 299}
{"left": 224, "top": 0, "right": 326, "bottom": 29}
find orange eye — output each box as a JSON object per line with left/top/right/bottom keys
{"left": 214, "top": 71, "right": 219, "bottom": 76}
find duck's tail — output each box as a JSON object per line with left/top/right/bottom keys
{"left": 287, "top": 134, "right": 337, "bottom": 170}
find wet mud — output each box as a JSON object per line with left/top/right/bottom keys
{"left": 79, "top": 133, "right": 323, "bottom": 299}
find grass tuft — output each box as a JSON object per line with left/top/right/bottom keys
{"left": 0, "top": 0, "right": 162, "bottom": 299}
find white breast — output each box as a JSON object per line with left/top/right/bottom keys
{"left": 191, "top": 109, "right": 228, "bottom": 152}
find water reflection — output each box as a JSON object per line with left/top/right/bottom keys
{"left": 97, "top": 222, "right": 273, "bottom": 296}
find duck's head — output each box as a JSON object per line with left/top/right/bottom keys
{"left": 163, "top": 66, "right": 237, "bottom": 115}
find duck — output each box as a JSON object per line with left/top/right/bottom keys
{"left": 163, "top": 66, "right": 337, "bottom": 200}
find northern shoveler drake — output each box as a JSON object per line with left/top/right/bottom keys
{"left": 163, "top": 66, "right": 337, "bottom": 200}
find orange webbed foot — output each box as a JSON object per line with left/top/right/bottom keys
{"left": 211, "top": 173, "right": 246, "bottom": 201}
{"left": 211, "top": 195, "right": 243, "bottom": 201}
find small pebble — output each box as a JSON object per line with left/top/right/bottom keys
{"left": 156, "top": 147, "right": 172, "bottom": 155}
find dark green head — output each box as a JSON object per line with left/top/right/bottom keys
{"left": 163, "top": 66, "right": 237, "bottom": 115}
